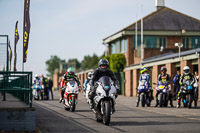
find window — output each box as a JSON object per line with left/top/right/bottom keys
{"left": 182, "top": 37, "right": 190, "bottom": 48}
{"left": 121, "top": 38, "right": 127, "bottom": 53}
{"left": 111, "top": 38, "right": 127, "bottom": 54}
{"left": 111, "top": 43, "right": 116, "bottom": 54}
{"left": 144, "top": 36, "right": 157, "bottom": 48}
{"left": 192, "top": 37, "right": 200, "bottom": 48}
{"left": 159, "top": 37, "right": 166, "bottom": 48}
{"left": 133, "top": 36, "right": 157, "bottom": 49}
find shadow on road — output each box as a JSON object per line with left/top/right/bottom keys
{"left": 111, "top": 121, "right": 200, "bottom": 126}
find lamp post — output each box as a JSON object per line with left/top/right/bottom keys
{"left": 175, "top": 42, "right": 183, "bottom": 61}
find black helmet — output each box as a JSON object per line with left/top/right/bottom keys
{"left": 98, "top": 59, "right": 109, "bottom": 72}
{"left": 161, "top": 66, "right": 167, "bottom": 73}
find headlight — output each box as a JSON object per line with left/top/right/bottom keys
{"left": 111, "top": 93, "right": 115, "bottom": 97}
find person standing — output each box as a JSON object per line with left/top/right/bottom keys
{"left": 194, "top": 71, "right": 199, "bottom": 107}
{"left": 41, "top": 75, "right": 48, "bottom": 100}
{"left": 173, "top": 70, "right": 181, "bottom": 99}
{"left": 47, "top": 77, "right": 54, "bottom": 100}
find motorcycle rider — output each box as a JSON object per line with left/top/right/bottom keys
{"left": 88, "top": 59, "right": 120, "bottom": 109}
{"left": 136, "top": 66, "right": 153, "bottom": 107}
{"left": 34, "top": 74, "right": 41, "bottom": 87}
{"left": 41, "top": 75, "right": 48, "bottom": 100}
{"left": 83, "top": 72, "right": 93, "bottom": 95}
{"left": 155, "top": 66, "right": 174, "bottom": 107}
{"left": 176, "top": 66, "right": 195, "bottom": 108}
{"left": 59, "top": 67, "right": 81, "bottom": 103}
{"left": 33, "top": 74, "right": 41, "bottom": 97}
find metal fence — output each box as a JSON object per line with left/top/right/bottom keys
{"left": 0, "top": 71, "right": 32, "bottom": 107}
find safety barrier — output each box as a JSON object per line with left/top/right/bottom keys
{"left": 0, "top": 71, "right": 32, "bottom": 107}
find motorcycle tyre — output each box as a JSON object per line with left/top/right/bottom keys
{"left": 140, "top": 93, "right": 145, "bottom": 107}
{"left": 103, "top": 100, "right": 111, "bottom": 126}
{"left": 159, "top": 94, "right": 163, "bottom": 107}
{"left": 70, "top": 96, "right": 76, "bottom": 112}
{"left": 188, "top": 94, "right": 193, "bottom": 109}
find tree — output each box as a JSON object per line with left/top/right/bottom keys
{"left": 67, "top": 58, "right": 81, "bottom": 70}
{"left": 81, "top": 53, "right": 99, "bottom": 70}
{"left": 46, "top": 55, "right": 62, "bottom": 78}
{"left": 104, "top": 54, "right": 126, "bottom": 73}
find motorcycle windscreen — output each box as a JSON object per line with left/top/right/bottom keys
{"left": 68, "top": 81, "right": 76, "bottom": 87}
{"left": 98, "top": 76, "right": 112, "bottom": 91}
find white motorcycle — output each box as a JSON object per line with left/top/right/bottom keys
{"left": 92, "top": 76, "right": 117, "bottom": 125}
{"left": 63, "top": 80, "right": 80, "bottom": 112}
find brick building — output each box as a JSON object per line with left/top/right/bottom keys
{"left": 76, "top": 5, "right": 200, "bottom": 100}
{"left": 102, "top": 6, "right": 200, "bottom": 100}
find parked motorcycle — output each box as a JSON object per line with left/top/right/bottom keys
{"left": 91, "top": 76, "right": 117, "bottom": 125}
{"left": 63, "top": 80, "right": 80, "bottom": 112}
{"left": 156, "top": 81, "right": 169, "bottom": 107}
{"left": 137, "top": 80, "right": 152, "bottom": 107}
{"left": 180, "top": 80, "right": 194, "bottom": 108}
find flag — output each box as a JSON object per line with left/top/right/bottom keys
{"left": 14, "top": 21, "right": 19, "bottom": 71}
{"left": 8, "top": 40, "right": 12, "bottom": 71}
{"left": 23, "top": 0, "right": 31, "bottom": 63}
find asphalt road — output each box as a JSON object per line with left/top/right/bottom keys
{"left": 34, "top": 91, "right": 200, "bottom": 133}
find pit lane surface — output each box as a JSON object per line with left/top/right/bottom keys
{"left": 34, "top": 91, "right": 200, "bottom": 133}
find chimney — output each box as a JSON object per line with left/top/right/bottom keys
{"left": 155, "top": 0, "right": 165, "bottom": 10}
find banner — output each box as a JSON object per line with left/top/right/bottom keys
{"left": 8, "top": 40, "right": 12, "bottom": 71}
{"left": 14, "top": 21, "right": 19, "bottom": 71}
{"left": 23, "top": 0, "right": 31, "bottom": 63}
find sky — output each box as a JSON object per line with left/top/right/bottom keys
{"left": 0, "top": 0, "right": 200, "bottom": 77}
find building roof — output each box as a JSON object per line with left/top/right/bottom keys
{"left": 103, "top": 7, "right": 200, "bottom": 43}
{"left": 125, "top": 7, "right": 200, "bottom": 31}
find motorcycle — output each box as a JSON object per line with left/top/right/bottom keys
{"left": 63, "top": 80, "right": 80, "bottom": 112}
{"left": 180, "top": 80, "right": 194, "bottom": 108}
{"left": 156, "top": 81, "right": 169, "bottom": 107}
{"left": 91, "top": 76, "right": 117, "bottom": 125}
{"left": 137, "top": 80, "right": 152, "bottom": 107}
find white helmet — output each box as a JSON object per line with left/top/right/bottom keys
{"left": 88, "top": 72, "right": 93, "bottom": 79}
{"left": 35, "top": 74, "right": 39, "bottom": 78}
{"left": 183, "top": 66, "right": 190, "bottom": 75}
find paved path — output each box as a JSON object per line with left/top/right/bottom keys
{"left": 34, "top": 91, "right": 200, "bottom": 133}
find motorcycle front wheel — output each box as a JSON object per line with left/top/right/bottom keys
{"left": 103, "top": 100, "right": 111, "bottom": 125}
{"left": 70, "top": 95, "right": 76, "bottom": 112}
{"left": 187, "top": 94, "right": 193, "bottom": 109}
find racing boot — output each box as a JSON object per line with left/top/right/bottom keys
{"left": 194, "top": 100, "right": 197, "bottom": 108}
{"left": 88, "top": 90, "right": 95, "bottom": 109}
{"left": 136, "top": 94, "right": 140, "bottom": 107}
{"left": 155, "top": 98, "right": 159, "bottom": 107}
{"left": 176, "top": 99, "right": 181, "bottom": 108}
{"left": 59, "top": 97, "right": 63, "bottom": 103}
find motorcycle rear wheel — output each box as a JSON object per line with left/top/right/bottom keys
{"left": 140, "top": 93, "right": 146, "bottom": 107}
{"left": 159, "top": 94, "right": 163, "bottom": 107}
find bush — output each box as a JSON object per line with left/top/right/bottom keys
{"left": 103, "top": 54, "right": 126, "bottom": 72}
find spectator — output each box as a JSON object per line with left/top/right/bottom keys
{"left": 194, "top": 71, "right": 199, "bottom": 106}
{"left": 173, "top": 70, "right": 181, "bottom": 99}
{"left": 47, "top": 77, "right": 54, "bottom": 100}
